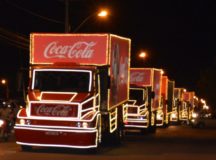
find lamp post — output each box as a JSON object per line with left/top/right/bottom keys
{"left": 73, "top": 9, "right": 109, "bottom": 32}
{"left": 1, "top": 79, "right": 9, "bottom": 100}
{"left": 65, "top": 0, "right": 70, "bottom": 32}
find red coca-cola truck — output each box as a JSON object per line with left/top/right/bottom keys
{"left": 174, "top": 88, "right": 189, "bottom": 123}
{"left": 14, "top": 33, "right": 131, "bottom": 150}
{"left": 182, "top": 91, "right": 195, "bottom": 121}
{"left": 123, "top": 68, "right": 162, "bottom": 133}
{"left": 161, "top": 76, "right": 175, "bottom": 126}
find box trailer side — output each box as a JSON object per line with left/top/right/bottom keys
{"left": 108, "top": 34, "right": 131, "bottom": 110}
{"left": 130, "top": 68, "right": 152, "bottom": 86}
{"left": 161, "top": 76, "right": 168, "bottom": 114}
{"left": 30, "top": 33, "right": 109, "bottom": 65}
{"left": 167, "top": 80, "right": 175, "bottom": 113}
{"left": 152, "top": 69, "right": 162, "bottom": 112}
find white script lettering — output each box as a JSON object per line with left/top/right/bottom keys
{"left": 44, "top": 41, "right": 96, "bottom": 59}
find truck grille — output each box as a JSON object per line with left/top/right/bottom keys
{"left": 30, "top": 102, "right": 78, "bottom": 118}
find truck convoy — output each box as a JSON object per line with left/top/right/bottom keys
{"left": 14, "top": 33, "right": 131, "bottom": 150}
{"left": 123, "top": 68, "right": 162, "bottom": 132}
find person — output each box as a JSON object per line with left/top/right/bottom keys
{"left": 0, "top": 104, "right": 14, "bottom": 140}
{"left": 0, "top": 104, "right": 12, "bottom": 121}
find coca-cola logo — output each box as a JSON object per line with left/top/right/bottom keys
{"left": 130, "top": 72, "right": 144, "bottom": 82}
{"left": 44, "top": 41, "right": 96, "bottom": 59}
{"left": 35, "top": 105, "right": 73, "bottom": 117}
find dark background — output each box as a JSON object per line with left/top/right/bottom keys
{"left": 0, "top": 0, "right": 216, "bottom": 113}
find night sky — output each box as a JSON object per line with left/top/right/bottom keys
{"left": 0, "top": 0, "right": 216, "bottom": 108}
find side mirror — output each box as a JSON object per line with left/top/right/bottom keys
{"left": 107, "top": 76, "right": 111, "bottom": 89}
{"left": 165, "top": 100, "right": 169, "bottom": 105}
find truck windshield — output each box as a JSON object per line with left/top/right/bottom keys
{"left": 129, "top": 88, "right": 147, "bottom": 105}
{"left": 32, "top": 69, "right": 92, "bottom": 92}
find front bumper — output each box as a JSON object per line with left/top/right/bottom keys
{"left": 15, "top": 125, "right": 98, "bottom": 149}
{"left": 124, "top": 118, "right": 149, "bottom": 129}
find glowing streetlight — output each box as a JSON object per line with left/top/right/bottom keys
{"left": 1, "top": 79, "right": 6, "bottom": 85}
{"left": 73, "top": 9, "right": 109, "bottom": 32}
{"left": 139, "top": 52, "right": 147, "bottom": 59}
{"left": 97, "top": 10, "right": 108, "bottom": 17}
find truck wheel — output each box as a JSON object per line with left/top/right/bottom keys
{"left": 3, "top": 134, "right": 9, "bottom": 142}
{"left": 198, "top": 122, "right": 205, "bottom": 129}
{"left": 0, "top": 129, "right": 10, "bottom": 142}
{"left": 0, "top": 129, "right": 3, "bottom": 138}
{"left": 148, "top": 125, "right": 156, "bottom": 133}
{"left": 113, "top": 127, "right": 123, "bottom": 145}
{"left": 92, "top": 116, "right": 102, "bottom": 153}
{"left": 21, "top": 145, "right": 32, "bottom": 151}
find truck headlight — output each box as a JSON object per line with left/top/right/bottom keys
{"left": 20, "top": 119, "right": 26, "bottom": 125}
{"left": 0, "top": 119, "right": 4, "bottom": 127}
{"left": 171, "top": 113, "right": 177, "bottom": 118}
{"left": 82, "top": 122, "right": 88, "bottom": 128}
{"left": 157, "top": 114, "right": 163, "bottom": 120}
{"left": 192, "top": 113, "right": 198, "bottom": 118}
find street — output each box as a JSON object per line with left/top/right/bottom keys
{"left": 1, "top": 120, "right": 216, "bottom": 160}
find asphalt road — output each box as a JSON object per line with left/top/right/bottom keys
{"left": 1, "top": 119, "right": 216, "bottom": 160}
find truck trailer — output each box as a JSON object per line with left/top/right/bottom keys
{"left": 14, "top": 33, "right": 131, "bottom": 150}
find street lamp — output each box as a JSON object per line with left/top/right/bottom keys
{"left": 73, "top": 9, "right": 109, "bottom": 32}
{"left": 138, "top": 51, "right": 147, "bottom": 59}
{"left": 1, "top": 79, "right": 6, "bottom": 85}
{"left": 97, "top": 10, "right": 108, "bottom": 17}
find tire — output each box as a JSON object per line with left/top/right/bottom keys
{"left": 95, "top": 116, "right": 102, "bottom": 152}
{"left": 3, "top": 134, "right": 9, "bottom": 142}
{"left": 148, "top": 111, "right": 156, "bottom": 133}
{"left": 109, "top": 124, "right": 123, "bottom": 145}
{"left": 0, "top": 129, "right": 9, "bottom": 142}
{"left": 21, "top": 145, "right": 32, "bottom": 151}
{"left": 198, "top": 122, "right": 205, "bottom": 129}
{"left": 148, "top": 125, "right": 156, "bottom": 133}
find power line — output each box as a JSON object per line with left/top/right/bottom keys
{"left": 0, "top": 34, "right": 28, "bottom": 50}
{"left": 0, "top": 27, "right": 29, "bottom": 51}
{"left": 0, "top": 27, "right": 29, "bottom": 42}
{"left": 0, "top": 37, "right": 28, "bottom": 51}
{"left": 5, "top": 0, "right": 64, "bottom": 25}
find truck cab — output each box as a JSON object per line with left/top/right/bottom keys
{"left": 123, "top": 68, "right": 163, "bottom": 133}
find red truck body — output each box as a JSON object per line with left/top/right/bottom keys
{"left": 161, "top": 76, "right": 175, "bottom": 125}
{"left": 182, "top": 91, "right": 195, "bottom": 120}
{"left": 15, "top": 33, "right": 131, "bottom": 150}
{"left": 174, "top": 88, "right": 189, "bottom": 122}
{"left": 130, "top": 68, "right": 162, "bottom": 111}
{"left": 124, "top": 68, "right": 162, "bottom": 131}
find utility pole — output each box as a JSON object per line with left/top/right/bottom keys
{"left": 65, "top": 0, "right": 70, "bottom": 32}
